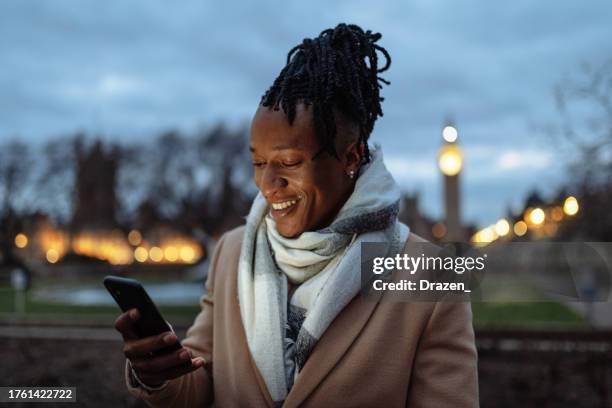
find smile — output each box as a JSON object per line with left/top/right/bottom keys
{"left": 271, "top": 199, "right": 299, "bottom": 210}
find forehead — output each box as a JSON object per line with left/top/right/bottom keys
{"left": 250, "top": 104, "right": 319, "bottom": 151}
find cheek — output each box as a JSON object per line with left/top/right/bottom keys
{"left": 298, "top": 169, "right": 343, "bottom": 212}
{"left": 312, "top": 166, "right": 343, "bottom": 194}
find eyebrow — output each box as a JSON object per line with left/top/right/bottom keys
{"left": 249, "top": 144, "right": 304, "bottom": 152}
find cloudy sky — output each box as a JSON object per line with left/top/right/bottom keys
{"left": 1, "top": 0, "right": 611, "bottom": 226}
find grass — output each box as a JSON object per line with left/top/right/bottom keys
{"left": 1, "top": 286, "right": 587, "bottom": 329}
{"left": 0, "top": 287, "right": 201, "bottom": 326}
{"left": 471, "top": 301, "right": 586, "bottom": 329}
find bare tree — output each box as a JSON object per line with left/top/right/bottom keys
{"left": 34, "top": 134, "right": 81, "bottom": 223}
{"left": 0, "top": 139, "right": 32, "bottom": 218}
{"left": 546, "top": 59, "right": 612, "bottom": 240}
{"left": 0, "top": 139, "right": 32, "bottom": 268}
{"left": 116, "top": 123, "right": 254, "bottom": 234}
{"left": 117, "top": 130, "right": 201, "bottom": 222}
{"left": 548, "top": 59, "right": 612, "bottom": 187}
{"left": 2, "top": 123, "right": 256, "bottom": 240}
{"left": 193, "top": 123, "right": 254, "bottom": 234}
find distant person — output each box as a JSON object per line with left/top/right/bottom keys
{"left": 114, "top": 23, "right": 478, "bottom": 407}
{"left": 0, "top": 234, "right": 32, "bottom": 291}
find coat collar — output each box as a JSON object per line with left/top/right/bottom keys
{"left": 283, "top": 292, "right": 381, "bottom": 406}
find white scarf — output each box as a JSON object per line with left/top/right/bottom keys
{"left": 237, "top": 146, "right": 409, "bottom": 405}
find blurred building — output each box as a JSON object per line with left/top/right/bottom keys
{"left": 71, "top": 141, "right": 119, "bottom": 232}
{"left": 399, "top": 192, "right": 435, "bottom": 241}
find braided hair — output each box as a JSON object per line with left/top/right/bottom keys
{"left": 260, "top": 23, "right": 391, "bottom": 164}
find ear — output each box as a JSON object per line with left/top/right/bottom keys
{"left": 344, "top": 140, "right": 364, "bottom": 173}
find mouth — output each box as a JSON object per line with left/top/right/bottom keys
{"left": 269, "top": 197, "right": 301, "bottom": 219}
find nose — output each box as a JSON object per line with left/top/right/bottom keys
{"left": 259, "top": 164, "right": 288, "bottom": 198}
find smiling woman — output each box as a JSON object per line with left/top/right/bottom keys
{"left": 250, "top": 103, "right": 363, "bottom": 238}
{"left": 119, "top": 23, "right": 478, "bottom": 408}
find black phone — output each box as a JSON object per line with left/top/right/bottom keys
{"left": 104, "top": 275, "right": 183, "bottom": 356}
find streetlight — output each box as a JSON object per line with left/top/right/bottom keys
{"left": 563, "top": 196, "right": 579, "bottom": 216}
{"left": 513, "top": 221, "right": 528, "bottom": 236}
{"left": 495, "top": 219, "right": 510, "bottom": 236}
{"left": 528, "top": 208, "right": 545, "bottom": 226}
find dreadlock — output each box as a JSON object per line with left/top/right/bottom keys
{"left": 260, "top": 23, "right": 391, "bottom": 164}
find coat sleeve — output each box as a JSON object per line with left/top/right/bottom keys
{"left": 406, "top": 301, "right": 479, "bottom": 408}
{"left": 124, "top": 232, "right": 228, "bottom": 408}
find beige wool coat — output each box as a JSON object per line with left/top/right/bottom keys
{"left": 125, "top": 225, "right": 479, "bottom": 407}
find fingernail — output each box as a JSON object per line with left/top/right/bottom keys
{"left": 180, "top": 350, "right": 190, "bottom": 360}
{"left": 129, "top": 309, "right": 139, "bottom": 319}
{"left": 163, "top": 333, "right": 176, "bottom": 344}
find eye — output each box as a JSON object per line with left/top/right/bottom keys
{"left": 252, "top": 161, "right": 265, "bottom": 168}
{"left": 282, "top": 160, "right": 302, "bottom": 168}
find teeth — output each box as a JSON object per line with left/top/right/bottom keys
{"left": 272, "top": 199, "right": 298, "bottom": 210}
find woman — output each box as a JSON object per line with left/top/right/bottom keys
{"left": 116, "top": 23, "right": 478, "bottom": 407}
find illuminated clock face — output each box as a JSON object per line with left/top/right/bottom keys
{"left": 438, "top": 144, "right": 463, "bottom": 176}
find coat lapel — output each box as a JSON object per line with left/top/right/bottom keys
{"left": 283, "top": 235, "right": 415, "bottom": 407}
{"left": 283, "top": 291, "right": 382, "bottom": 407}
{"left": 235, "top": 287, "right": 381, "bottom": 408}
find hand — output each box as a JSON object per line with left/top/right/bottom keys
{"left": 114, "top": 308, "right": 206, "bottom": 387}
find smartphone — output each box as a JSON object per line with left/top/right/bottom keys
{"left": 104, "top": 275, "right": 184, "bottom": 356}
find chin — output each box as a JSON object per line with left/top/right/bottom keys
{"left": 272, "top": 206, "right": 308, "bottom": 238}
{"left": 276, "top": 222, "right": 304, "bottom": 239}
{"left": 277, "top": 228, "right": 301, "bottom": 239}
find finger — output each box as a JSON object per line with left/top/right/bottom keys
{"left": 123, "top": 331, "right": 177, "bottom": 360}
{"left": 131, "top": 348, "right": 194, "bottom": 373}
{"left": 163, "top": 357, "right": 206, "bottom": 380}
{"left": 114, "top": 309, "right": 140, "bottom": 341}
{"left": 138, "top": 357, "right": 206, "bottom": 384}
